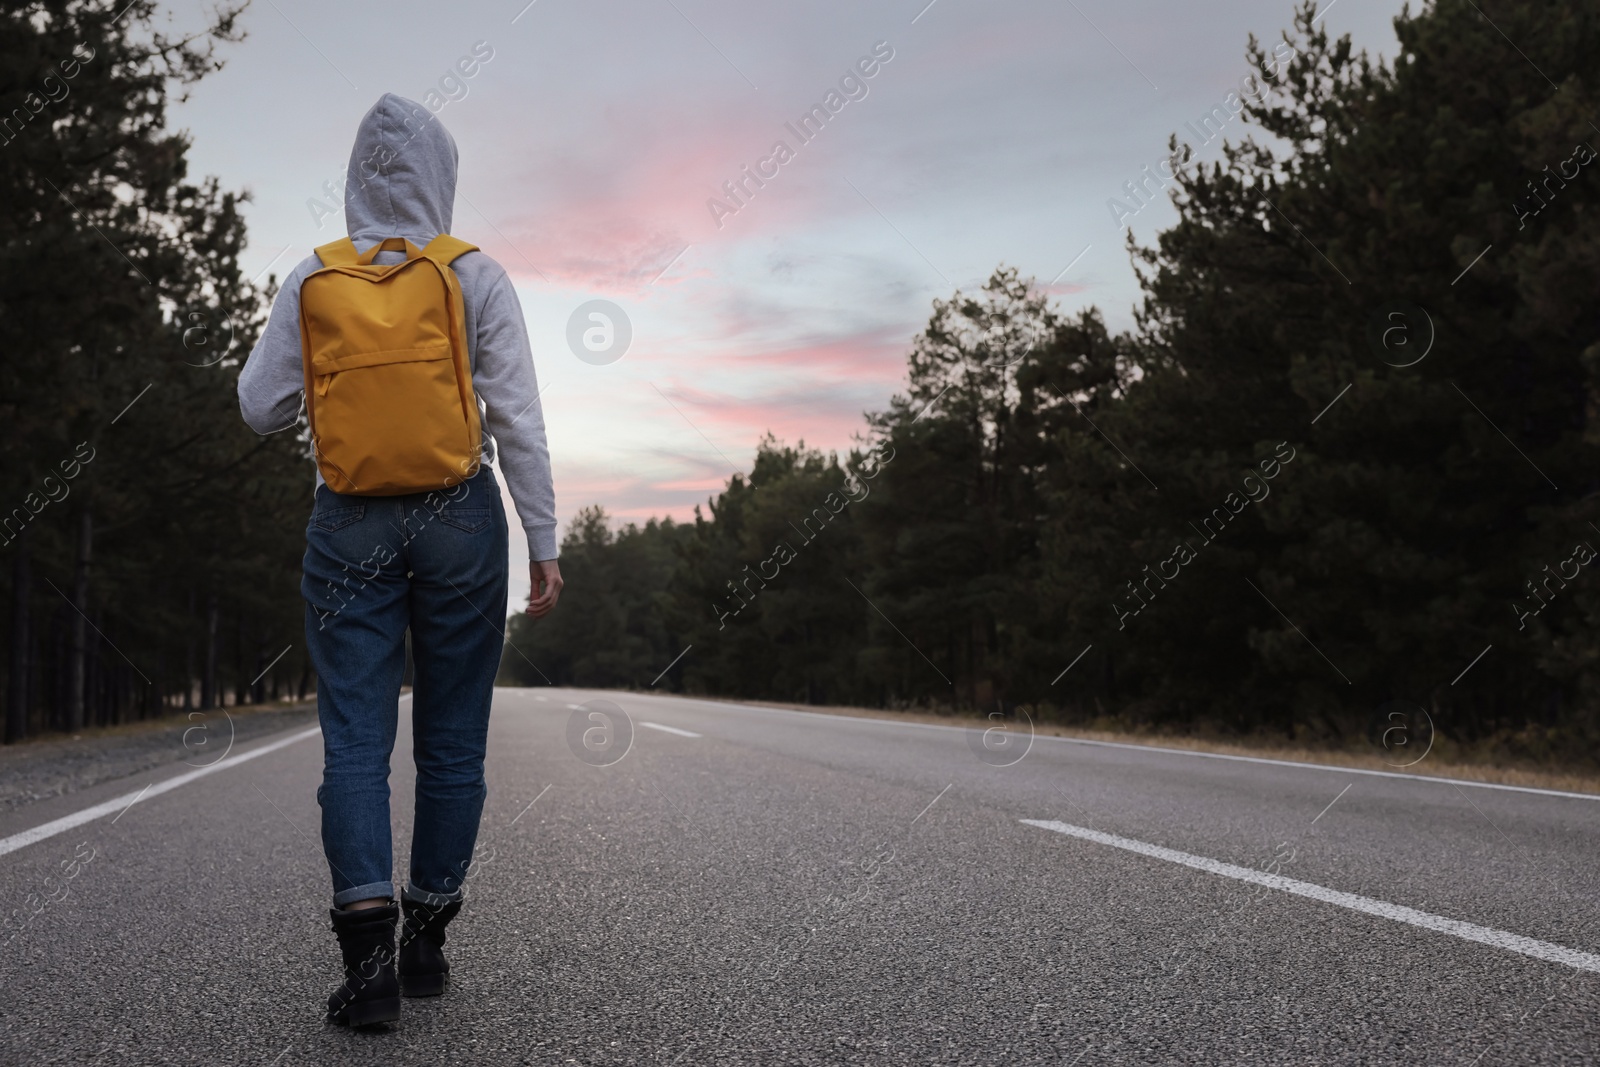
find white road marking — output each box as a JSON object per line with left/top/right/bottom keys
{"left": 640, "top": 721, "right": 701, "bottom": 738}
{"left": 1035, "top": 735, "right": 1600, "bottom": 802}
{"left": 0, "top": 726, "right": 323, "bottom": 859}
{"left": 610, "top": 693, "right": 1598, "bottom": 802}
{"left": 1021, "top": 819, "right": 1600, "bottom": 973}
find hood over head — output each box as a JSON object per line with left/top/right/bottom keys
{"left": 343, "top": 93, "right": 458, "bottom": 242}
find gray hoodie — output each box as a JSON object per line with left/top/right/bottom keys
{"left": 237, "top": 93, "right": 558, "bottom": 560}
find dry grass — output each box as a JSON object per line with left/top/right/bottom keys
{"left": 1, "top": 697, "right": 316, "bottom": 747}
{"left": 723, "top": 696, "right": 1600, "bottom": 796}
{"left": 18, "top": 689, "right": 1597, "bottom": 797}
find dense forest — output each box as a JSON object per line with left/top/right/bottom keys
{"left": 5, "top": 0, "right": 1599, "bottom": 763}
{"left": 503, "top": 1, "right": 1600, "bottom": 764}
{"left": 0, "top": 1, "right": 309, "bottom": 742}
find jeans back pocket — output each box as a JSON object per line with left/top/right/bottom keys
{"left": 437, "top": 508, "right": 490, "bottom": 534}
{"left": 312, "top": 504, "right": 366, "bottom": 532}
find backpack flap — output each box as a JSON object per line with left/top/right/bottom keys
{"left": 299, "top": 235, "right": 483, "bottom": 495}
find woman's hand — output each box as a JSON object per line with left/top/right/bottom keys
{"left": 527, "top": 558, "right": 563, "bottom": 617}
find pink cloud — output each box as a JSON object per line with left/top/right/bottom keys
{"left": 655, "top": 476, "right": 735, "bottom": 494}
{"left": 754, "top": 328, "right": 910, "bottom": 378}
{"left": 461, "top": 116, "right": 751, "bottom": 289}
{"left": 651, "top": 324, "right": 911, "bottom": 384}
{"left": 556, "top": 467, "right": 720, "bottom": 528}
{"left": 649, "top": 377, "right": 884, "bottom": 458}
{"left": 643, "top": 322, "right": 916, "bottom": 446}
{"left": 462, "top": 93, "right": 901, "bottom": 291}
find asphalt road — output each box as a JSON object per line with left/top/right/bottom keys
{"left": 0, "top": 687, "right": 1595, "bottom": 1065}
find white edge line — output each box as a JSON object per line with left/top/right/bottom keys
{"left": 600, "top": 692, "right": 1600, "bottom": 802}
{"left": 1021, "top": 818, "right": 1600, "bottom": 973}
{"left": 0, "top": 726, "right": 323, "bottom": 859}
{"left": 640, "top": 721, "right": 702, "bottom": 738}
{"left": 994, "top": 727, "right": 1600, "bottom": 801}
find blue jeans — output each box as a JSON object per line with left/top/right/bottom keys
{"left": 301, "top": 467, "right": 508, "bottom": 908}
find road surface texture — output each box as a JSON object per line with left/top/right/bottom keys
{"left": 0, "top": 686, "right": 1595, "bottom": 1065}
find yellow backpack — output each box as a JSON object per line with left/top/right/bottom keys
{"left": 298, "top": 235, "right": 482, "bottom": 495}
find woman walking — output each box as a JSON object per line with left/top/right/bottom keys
{"left": 238, "top": 93, "right": 561, "bottom": 1026}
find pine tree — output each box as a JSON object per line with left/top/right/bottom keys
{"left": 1, "top": 1, "right": 311, "bottom": 739}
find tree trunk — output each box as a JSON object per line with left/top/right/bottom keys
{"left": 66, "top": 506, "right": 92, "bottom": 732}
{"left": 234, "top": 604, "right": 246, "bottom": 707}
{"left": 151, "top": 651, "right": 166, "bottom": 720}
{"left": 86, "top": 613, "right": 102, "bottom": 727}
{"left": 184, "top": 586, "right": 195, "bottom": 711}
{"left": 26, "top": 624, "right": 39, "bottom": 736}
{"left": 251, "top": 638, "right": 266, "bottom": 705}
{"left": 50, "top": 603, "right": 66, "bottom": 732}
{"left": 6, "top": 528, "right": 31, "bottom": 743}
{"left": 202, "top": 588, "right": 218, "bottom": 710}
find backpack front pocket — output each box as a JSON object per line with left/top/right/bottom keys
{"left": 312, "top": 345, "right": 472, "bottom": 495}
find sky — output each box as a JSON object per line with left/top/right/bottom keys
{"left": 166, "top": 0, "right": 1407, "bottom": 599}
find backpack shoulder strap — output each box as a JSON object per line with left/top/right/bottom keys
{"left": 314, "top": 237, "right": 360, "bottom": 268}
{"left": 420, "top": 234, "right": 480, "bottom": 265}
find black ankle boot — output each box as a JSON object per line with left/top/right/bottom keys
{"left": 398, "top": 897, "right": 462, "bottom": 997}
{"left": 325, "top": 901, "right": 401, "bottom": 1026}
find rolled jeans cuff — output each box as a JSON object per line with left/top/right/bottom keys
{"left": 403, "top": 882, "right": 464, "bottom": 907}
{"left": 332, "top": 880, "right": 395, "bottom": 908}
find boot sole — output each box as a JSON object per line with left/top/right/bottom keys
{"left": 400, "top": 972, "right": 447, "bottom": 997}
{"left": 341, "top": 996, "right": 402, "bottom": 1027}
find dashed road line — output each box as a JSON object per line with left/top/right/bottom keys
{"left": 640, "top": 721, "right": 702, "bottom": 738}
